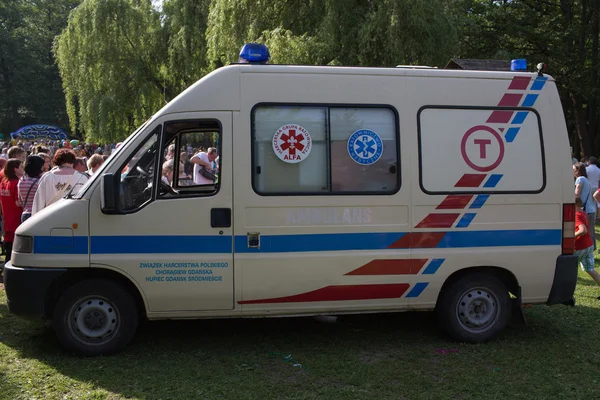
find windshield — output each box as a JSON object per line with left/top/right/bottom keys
{"left": 72, "top": 119, "right": 151, "bottom": 199}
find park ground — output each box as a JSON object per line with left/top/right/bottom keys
{"left": 1, "top": 253, "right": 600, "bottom": 399}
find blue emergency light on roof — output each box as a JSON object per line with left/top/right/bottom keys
{"left": 239, "top": 43, "right": 270, "bottom": 64}
{"left": 511, "top": 59, "right": 527, "bottom": 71}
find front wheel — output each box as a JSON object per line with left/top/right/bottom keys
{"left": 52, "top": 279, "right": 139, "bottom": 356}
{"left": 436, "top": 273, "right": 511, "bottom": 343}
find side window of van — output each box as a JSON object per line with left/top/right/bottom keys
{"left": 252, "top": 105, "right": 399, "bottom": 195}
{"left": 118, "top": 127, "right": 159, "bottom": 212}
{"left": 418, "top": 106, "right": 545, "bottom": 194}
{"left": 158, "top": 120, "right": 221, "bottom": 197}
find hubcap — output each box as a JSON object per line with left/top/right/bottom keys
{"left": 456, "top": 287, "right": 499, "bottom": 333}
{"left": 68, "top": 297, "right": 119, "bottom": 345}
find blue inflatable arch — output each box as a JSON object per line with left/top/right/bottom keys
{"left": 10, "top": 125, "right": 68, "bottom": 141}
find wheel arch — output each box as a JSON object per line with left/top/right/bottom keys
{"left": 436, "top": 266, "right": 520, "bottom": 306}
{"left": 45, "top": 267, "right": 147, "bottom": 321}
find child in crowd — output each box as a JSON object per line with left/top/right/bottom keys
{"left": 575, "top": 196, "right": 600, "bottom": 290}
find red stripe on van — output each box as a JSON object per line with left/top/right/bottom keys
{"left": 498, "top": 93, "right": 523, "bottom": 107}
{"left": 345, "top": 259, "right": 427, "bottom": 275}
{"left": 238, "top": 283, "right": 410, "bottom": 304}
{"left": 436, "top": 195, "right": 473, "bottom": 209}
{"left": 508, "top": 76, "right": 531, "bottom": 90}
{"left": 388, "top": 232, "right": 446, "bottom": 249}
{"left": 455, "top": 174, "right": 487, "bottom": 187}
{"left": 416, "top": 213, "right": 459, "bottom": 228}
{"left": 486, "top": 110, "right": 513, "bottom": 123}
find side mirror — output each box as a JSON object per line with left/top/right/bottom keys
{"left": 101, "top": 173, "right": 118, "bottom": 214}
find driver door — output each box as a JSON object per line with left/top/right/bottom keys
{"left": 89, "top": 112, "right": 234, "bottom": 313}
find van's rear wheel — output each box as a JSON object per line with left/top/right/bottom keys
{"left": 52, "top": 279, "right": 138, "bottom": 356}
{"left": 437, "top": 273, "right": 510, "bottom": 343}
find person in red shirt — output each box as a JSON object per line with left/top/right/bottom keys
{"left": 0, "top": 158, "right": 24, "bottom": 261}
{"left": 574, "top": 196, "right": 600, "bottom": 287}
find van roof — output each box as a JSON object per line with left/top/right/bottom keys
{"left": 232, "top": 64, "right": 553, "bottom": 80}
{"left": 157, "top": 64, "right": 553, "bottom": 116}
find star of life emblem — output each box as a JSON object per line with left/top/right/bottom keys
{"left": 347, "top": 129, "right": 383, "bottom": 165}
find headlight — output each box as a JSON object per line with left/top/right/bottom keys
{"left": 13, "top": 235, "right": 33, "bottom": 253}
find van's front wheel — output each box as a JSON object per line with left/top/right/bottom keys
{"left": 437, "top": 274, "right": 510, "bottom": 343}
{"left": 52, "top": 279, "right": 138, "bottom": 356}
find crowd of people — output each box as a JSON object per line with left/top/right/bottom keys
{"left": 572, "top": 156, "right": 600, "bottom": 293}
{"left": 0, "top": 137, "right": 220, "bottom": 276}
{"left": 162, "top": 143, "right": 219, "bottom": 187}
{"left": 0, "top": 140, "right": 110, "bottom": 263}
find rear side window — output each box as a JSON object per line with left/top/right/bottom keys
{"left": 418, "top": 106, "right": 545, "bottom": 194}
{"left": 252, "top": 104, "right": 400, "bottom": 195}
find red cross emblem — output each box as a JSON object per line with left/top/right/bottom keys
{"left": 279, "top": 130, "right": 305, "bottom": 155}
{"left": 272, "top": 124, "right": 313, "bottom": 164}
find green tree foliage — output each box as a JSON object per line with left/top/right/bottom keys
{"left": 0, "top": 0, "right": 78, "bottom": 138}
{"left": 42, "top": 0, "right": 600, "bottom": 152}
{"left": 0, "top": 0, "right": 29, "bottom": 135}
{"left": 205, "top": 0, "right": 326, "bottom": 67}
{"left": 54, "top": 0, "right": 167, "bottom": 143}
{"left": 206, "top": 0, "right": 459, "bottom": 67}
{"left": 163, "top": 0, "right": 211, "bottom": 92}
{"left": 53, "top": 0, "right": 460, "bottom": 142}
{"left": 55, "top": 0, "right": 214, "bottom": 143}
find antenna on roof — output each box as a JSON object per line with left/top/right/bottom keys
{"left": 536, "top": 62, "right": 546, "bottom": 77}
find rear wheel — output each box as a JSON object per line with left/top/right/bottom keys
{"left": 436, "top": 273, "right": 510, "bottom": 343}
{"left": 52, "top": 279, "right": 138, "bottom": 356}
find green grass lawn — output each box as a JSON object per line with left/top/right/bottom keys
{"left": 2, "top": 259, "right": 600, "bottom": 399}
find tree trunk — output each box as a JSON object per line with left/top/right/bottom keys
{"left": 0, "top": 56, "right": 21, "bottom": 135}
{"left": 571, "top": 91, "right": 593, "bottom": 157}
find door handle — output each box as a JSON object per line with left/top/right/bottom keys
{"left": 248, "top": 232, "right": 260, "bottom": 248}
{"left": 211, "top": 208, "right": 231, "bottom": 228}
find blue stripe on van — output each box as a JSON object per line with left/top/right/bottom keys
{"left": 521, "top": 94, "right": 539, "bottom": 107}
{"left": 437, "top": 229, "right": 561, "bottom": 248}
{"left": 34, "top": 235, "right": 89, "bottom": 255}
{"left": 90, "top": 235, "right": 233, "bottom": 254}
{"left": 422, "top": 259, "right": 445, "bottom": 275}
{"left": 233, "top": 232, "right": 406, "bottom": 253}
{"left": 483, "top": 174, "right": 503, "bottom": 188}
{"left": 32, "top": 229, "right": 561, "bottom": 255}
{"left": 504, "top": 127, "right": 520, "bottom": 143}
{"left": 469, "top": 194, "right": 490, "bottom": 209}
{"left": 530, "top": 76, "right": 548, "bottom": 91}
{"left": 456, "top": 213, "right": 477, "bottom": 228}
{"left": 511, "top": 111, "right": 529, "bottom": 124}
{"left": 406, "top": 283, "right": 429, "bottom": 298}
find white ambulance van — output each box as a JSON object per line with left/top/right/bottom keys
{"left": 3, "top": 45, "right": 578, "bottom": 355}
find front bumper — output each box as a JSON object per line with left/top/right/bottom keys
{"left": 3, "top": 263, "right": 67, "bottom": 320}
{"left": 546, "top": 255, "right": 578, "bottom": 306}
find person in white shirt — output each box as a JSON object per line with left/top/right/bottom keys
{"left": 32, "top": 149, "right": 89, "bottom": 215}
{"left": 586, "top": 157, "right": 600, "bottom": 191}
{"left": 586, "top": 157, "right": 600, "bottom": 222}
{"left": 191, "top": 147, "right": 218, "bottom": 185}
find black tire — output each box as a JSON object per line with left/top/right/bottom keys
{"left": 436, "top": 273, "right": 511, "bottom": 343}
{"left": 52, "top": 279, "right": 139, "bottom": 356}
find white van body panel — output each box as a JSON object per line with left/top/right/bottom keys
{"left": 86, "top": 112, "right": 235, "bottom": 313}
{"left": 11, "top": 64, "right": 574, "bottom": 320}
{"left": 12, "top": 199, "right": 89, "bottom": 269}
